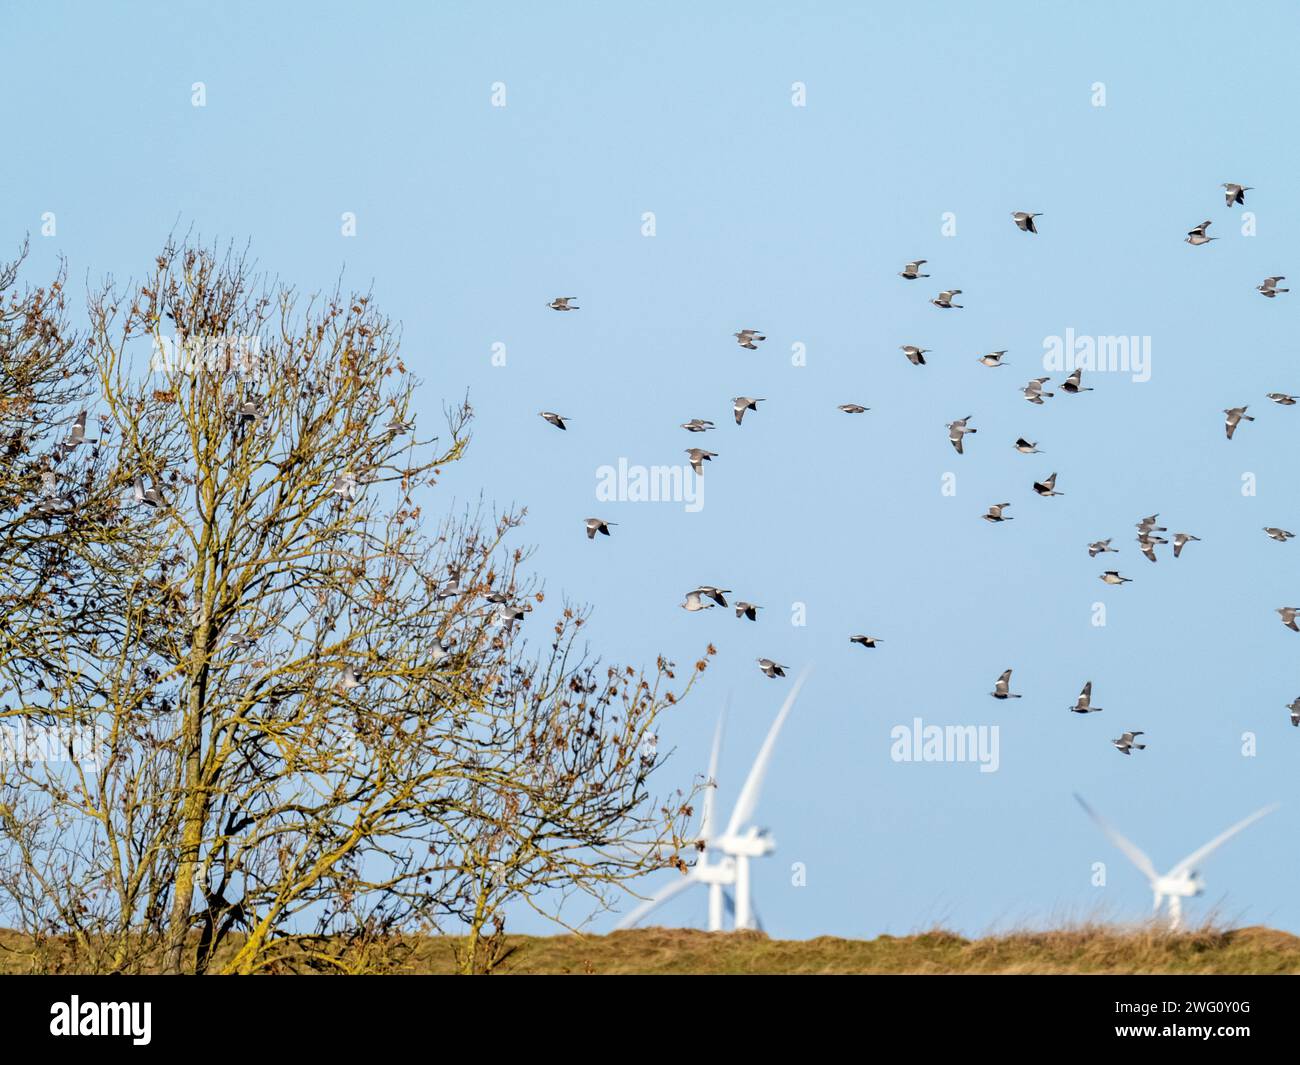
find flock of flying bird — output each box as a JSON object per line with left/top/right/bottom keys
{"left": 541, "top": 183, "right": 1299, "bottom": 751}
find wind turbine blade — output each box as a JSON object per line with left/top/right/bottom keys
{"left": 723, "top": 889, "right": 735, "bottom": 917}
{"left": 613, "top": 875, "right": 697, "bottom": 930}
{"left": 1168, "top": 803, "right": 1280, "bottom": 878}
{"left": 1074, "top": 793, "right": 1159, "bottom": 885}
{"left": 724, "top": 668, "right": 810, "bottom": 838}
{"left": 700, "top": 702, "right": 728, "bottom": 843}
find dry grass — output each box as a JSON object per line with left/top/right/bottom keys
{"left": 4, "top": 923, "right": 1297, "bottom": 974}
{"left": 407, "top": 925, "right": 1300, "bottom": 975}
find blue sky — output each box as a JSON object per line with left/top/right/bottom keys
{"left": 3, "top": 1, "right": 1299, "bottom": 939}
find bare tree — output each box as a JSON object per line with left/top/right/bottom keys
{"left": 0, "top": 239, "right": 704, "bottom": 975}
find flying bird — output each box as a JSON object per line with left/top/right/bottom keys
{"left": 1277, "top": 607, "right": 1300, "bottom": 632}
{"left": 1023, "top": 377, "right": 1054, "bottom": 404}
{"left": 1186, "top": 220, "right": 1216, "bottom": 246}
{"left": 681, "top": 590, "right": 715, "bottom": 612}
{"left": 838, "top": 403, "right": 869, "bottom": 414}
{"left": 1264, "top": 527, "right": 1296, "bottom": 542}
{"left": 982, "top": 502, "right": 1013, "bottom": 523}
{"left": 133, "top": 475, "right": 165, "bottom": 509}
{"left": 236, "top": 398, "right": 261, "bottom": 429}
{"left": 66, "top": 410, "right": 95, "bottom": 446}
{"left": 899, "top": 260, "right": 929, "bottom": 280}
{"left": 1136, "top": 514, "right": 1166, "bottom": 534}
{"left": 1014, "top": 437, "right": 1042, "bottom": 454}
{"left": 54, "top": 410, "right": 98, "bottom": 461}
{"left": 1266, "top": 393, "right": 1298, "bottom": 406}
{"left": 735, "top": 602, "right": 761, "bottom": 621}
{"left": 1061, "top": 368, "right": 1093, "bottom": 394}
{"left": 1137, "top": 534, "right": 1167, "bottom": 563}
{"left": 694, "top": 586, "right": 731, "bottom": 607}
{"left": 1033, "top": 472, "right": 1063, "bottom": 496}
{"left": 685, "top": 448, "right": 716, "bottom": 475}
{"left": 1012, "top": 211, "right": 1041, "bottom": 233}
{"left": 539, "top": 411, "right": 569, "bottom": 430}
{"left": 1069, "top": 682, "right": 1103, "bottom": 714}
{"left": 1099, "top": 571, "right": 1132, "bottom": 585}
{"left": 733, "top": 397, "right": 763, "bottom": 425}
{"left": 1289, "top": 698, "right": 1300, "bottom": 728}
{"left": 901, "top": 345, "right": 930, "bottom": 366}
{"left": 756, "top": 658, "right": 788, "bottom": 679}
{"left": 547, "top": 297, "right": 579, "bottom": 311}
{"left": 931, "top": 289, "right": 963, "bottom": 309}
{"left": 497, "top": 605, "right": 526, "bottom": 629}
{"left": 1172, "top": 533, "right": 1200, "bottom": 558}
{"left": 977, "top": 351, "right": 1008, "bottom": 367}
{"left": 385, "top": 414, "right": 415, "bottom": 437}
{"left": 584, "top": 518, "right": 616, "bottom": 539}
{"left": 31, "top": 494, "right": 73, "bottom": 518}
{"left": 1223, "top": 183, "right": 1252, "bottom": 207}
{"left": 1088, "top": 539, "right": 1118, "bottom": 558}
{"left": 338, "top": 666, "right": 364, "bottom": 692}
{"left": 332, "top": 472, "right": 358, "bottom": 501}
{"left": 1224, "top": 407, "right": 1254, "bottom": 439}
{"left": 1112, "top": 731, "right": 1146, "bottom": 755}
{"left": 1258, "top": 276, "right": 1289, "bottom": 298}
{"left": 990, "top": 669, "right": 1021, "bottom": 700}
{"left": 849, "top": 635, "right": 881, "bottom": 649}
{"left": 734, "top": 329, "right": 766, "bottom": 350}
{"left": 433, "top": 581, "right": 463, "bottom": 602}
{"left": 947, "top": 416, "right": 977, "bottom": 454}
{"left": 681, "top": 419, "right": 715, "bottom": 432}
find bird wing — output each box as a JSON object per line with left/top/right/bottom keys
{"left": 1074, "top": 794, "right": 1159, "bottom": 885}
{"left": 1168, "top": 804, "right": 1280, "bottom": 879}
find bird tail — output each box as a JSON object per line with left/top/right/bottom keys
{"left": 1133, "top": 742, "right": 1145, "bottom": 750}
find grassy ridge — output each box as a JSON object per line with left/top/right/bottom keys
{"left": 407, "top": 925, "right": 1300, "bottom": 974}
{"left": 4, "top": 925, "right": 1297, "bottom": 974}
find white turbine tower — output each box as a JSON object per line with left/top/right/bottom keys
{"left": 1075, "top": 794, "right": 1279, "bottom": 930}
{"left": 616, "top": 670, "right": 808, "bottom": 933}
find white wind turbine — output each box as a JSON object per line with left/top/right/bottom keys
{"left": 616, "top": 670, "right": 808, "bottom": 933}
{"left": 1075, "top": 794, "right": 1279, "bottom": 930}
